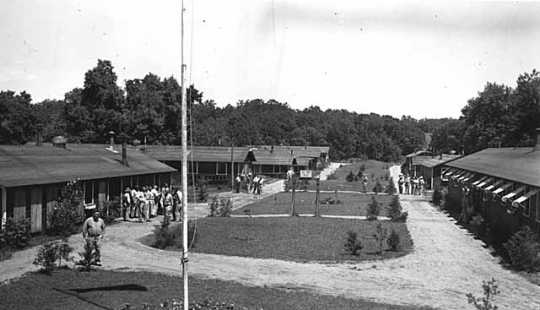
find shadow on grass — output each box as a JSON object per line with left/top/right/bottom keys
{"left": 52, "top": 284, "right": 148, "bottom": 310}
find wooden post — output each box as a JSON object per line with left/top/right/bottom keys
{"left": 315, "top": 178, "right": 320, "bottom": 217}
{"left": 291, "top": 175, "right": 297, "bottom": 216}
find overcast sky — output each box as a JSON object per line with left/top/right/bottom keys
{"left": 2, "top": 0, "right": 540, "bottom": 118}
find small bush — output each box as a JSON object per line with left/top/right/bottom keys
{"left": 372, "top": 180, "right": 383, "bottom": 193}
{"left": 359, "top": 164, "right": 366, "bottom": 173}
{"left": 48, "top": 180, "right": 84, "bottom": 236}
{"left": 198, "top": 183, "right": 208, "bottom": 202}
{"left": 466, "top": 278, "right": 500, "bottom": 310}
{"left": 372, "top": 221, "right": 387, "bottom": 255}
{"left": 76, "top": 240, "right": 98, "bottom": 271}
{"left": 208, "top": 197, "right": 233, "bottom": 217}
{"left": 33, "top": 241, "right": 60, "bottom": 273}
{"left": 388, "top": 195, "right": 407, "bottom": 222}
{"left": 366, "top": 196, "right": 380, "bottom": 220}
{"left": 0, "top": 248, "right": 12, "bottom": 262}
{"left": 346, "top": 171, "right": 355, "bottom": 182}
{"left": 154, "top": 216, "right": 198, "bottom": 250}
{"left": 385, "top": 177, "right": 396, "bottom": 194}
{"left": 344, "top": 231, "right": 363, "bottom": 256}
{"left": 1, "top": 218, "right": 31, "bottom": 249}
{"left": 387, "top": 229, "right": 401, "bottom": 251}
{"left": 154, "top": 215, "right": 174, "bottom": 249}
{"left": 503, "top": 226, "right": 540, "bottom": 272}
{"left": 432, "top": 189, "right": 443, "bottom": 206}
{"left": 326, "top": 173, "right": 338, "bottom": 180}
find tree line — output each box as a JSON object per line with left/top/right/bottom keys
{"left": 3, "top": 59, "right": 538, "bottom": 160}
{"left": 428, "top": 70, "right": 540, "bottom": 154}
{"left": 0, "top": 59, "right": 427, "bottom": 161}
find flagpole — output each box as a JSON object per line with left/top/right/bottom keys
{"left": 180, "top": 0, "right": 189, "bottom": 309}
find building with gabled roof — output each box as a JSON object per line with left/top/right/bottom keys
{"left": 438, "top": 129, "right": 540, "bottom": 242}
{"left": 0, "top": 142, "right": 175, "bottom": 233}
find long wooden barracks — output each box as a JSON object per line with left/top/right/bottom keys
{"left": 0, "top": 141, "right": 175, "bottom": 233}
{"left": 438, "top": 129, "right": 540, "bottom": 242}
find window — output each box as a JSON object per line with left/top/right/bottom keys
{"left": 217, "top": 162, "right": 227, "bottom": 175}
{"left": 84, "top": 181, "right": 94, "bottom": 204}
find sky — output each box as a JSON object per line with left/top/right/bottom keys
{"left": 2, "top": 1, "right": 540, "bottom": 118}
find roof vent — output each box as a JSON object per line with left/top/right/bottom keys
{"left": 52, "top": 136, "right": 67, "bottom": 149}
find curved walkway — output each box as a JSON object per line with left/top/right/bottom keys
{"left": 2, "top": 167, "right": 540, "bottom": 310}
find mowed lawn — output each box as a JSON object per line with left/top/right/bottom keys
{"left": 187, "top": 217, "right": 412, "bottom": 262}
{"left": 233, "top": 192, "right": 395, "bottom": 217}
{"left": 307, "top": 160, "right": 393, "bottom": 192}
{"left": 0, "top": 269, "right": 432, "bottom": 310}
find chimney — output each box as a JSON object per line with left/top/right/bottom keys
{"left": 122, "top": 142, "right": 129, "bottom": 166}
{"left": 109, "top": 131, "right": 115, "bottom": 150}
{"left": 36, "top": 131, "right": 43, "bottom": 146}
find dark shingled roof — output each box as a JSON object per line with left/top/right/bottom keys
{"left": 412, "top": 154, "right": 461, "bottom": 168}
{"left": 0, "top": 144, "right": 176, "bottom": 188}
{"left": 445, "top": 147, "right": 540, "bottom": 187}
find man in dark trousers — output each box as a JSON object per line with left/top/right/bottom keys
{"left": 82, "top": 210, "right": 105, "bottom": 266}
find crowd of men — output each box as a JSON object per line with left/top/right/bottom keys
{"left": 398, "top": 174, "right": 425, "bottom": 195}
{"left": 122, "top": 184, "right": 183, "bottom": 222}
{"left": 234, "top": 172, "right": 265, "bottom": 195}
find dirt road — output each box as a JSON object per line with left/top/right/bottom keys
{"left": 2, "top": 166, "right": 540, "bottom": 310}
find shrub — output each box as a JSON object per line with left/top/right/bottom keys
{"left": 344, "top": 231, "right": 363, "bottom": 256}
{"left": 466, "top": 278, "right": 500, "bottom": 310}
{"left": 372, "top": 180, "right": 383, "bottom": 194}
{"left": 33, "top": 241, "right": 60, "bottom": 273}
{"left": 103, "top": 199, "right": 121, "bottom": 224}
{"left": 154, "top": 217, "right": 198, "bottom": 250}
{"left": 385, "top": 177, "right": 396, "bottom": 194}
{"left": 388, "top": 195, "right": 405, "bottom": 221}
{"left": 387, "top": 229, "right": 400, "bottom": 251}
{"left": 208, "top": 197, "right": 232, "bottom": 217}
{"left": 208, "top": 196, "right": 219, "bottom": 217}
{"left": 154, "top": 215, "right": 174, "bottom": 249}
{"left": 326, "top": 173, "right": 338, "bottom": 180}
{"left": 76, "top": 240, "right": 98, "bottom": 271}
{"left": 300, "top": 179, "right": 309, "bottom": 191}
{"left": 346, "top": 171, "right": 355, "bottom": 182}
{"left": 198, "top": 182, "right": 208, "bottom": 202}
{"left": 372, "top": 221, "right": 387, "bottom": 255}
{"left": 48, "top": 179, "right": 84, "bottom": 236}
{"left": 366, "top": 196, "right": 380, "bottom": 220}
{"left": 503, "top": 226, "right": 540, "bottom": 272}
{"left": 0, "top": 248, "right": 12, "bottom": 262}
{"left": 1, "top": 218, "right": 31, "bottom": 249}
{"left": 432, "top": 189, "right": 443, "bottom": 206}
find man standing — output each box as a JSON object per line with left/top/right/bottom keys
{"left": 122, "top": 187, "right": 131, "bottom": 221}
{"left": 175, "top": 187, "right": 183, "bottom": 221}
{"left": 82, "top": 210, "right": 105, "bottom": 266}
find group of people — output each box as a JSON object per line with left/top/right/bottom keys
{"left": 122, "top": 184, "right": 183, "bottom": 222}
{"left": 234, "top": 173, "right": 265, "bottom": 195}
{"left": 398, "top": 174, "right": 426, "bottom": 195}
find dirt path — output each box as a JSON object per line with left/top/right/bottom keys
{"left": 2, "top": 168, "right": 540, "bottom": 310}
{"left": 318, "top": 162, "right": 342, "bottom": 181}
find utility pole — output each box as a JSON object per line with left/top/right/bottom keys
{"left": 179, "top": 0, "right": 189, "bottom": 309}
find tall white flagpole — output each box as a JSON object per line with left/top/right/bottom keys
{"left": 180, "top": 0, "right": 189, "bottom": 309}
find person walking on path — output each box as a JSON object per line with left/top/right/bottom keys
{"left": 398, "top": 175, "right": 404, "bottom": 194}
{"left": 122, "top": 188, "right": 131, "bottom": 221}
{"left": 174, "top": 187, "right": 183, "bottom": 221}
{"left": 164, "top": 188, "right": 174, "bottom": 221}
{"left": 234, "top": 174, "right": 241, "bottom": 193}
{"left": 82, "top": 210, "right": 105, "bottom": 266}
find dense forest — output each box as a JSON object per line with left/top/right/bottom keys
{"left": 1, "top": 60, "right": 539, "bottom": 161}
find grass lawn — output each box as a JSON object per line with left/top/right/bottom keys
{"left": 307, "top": 160, "right": 393, "bottom": 192}
{"left": 152, "top": 217, "right": 412, "bottom": 262}
{"left": 0, "top": 269, "right": 432, "bottom": 310}
{"left": 233, "top": 192, "right": 395, "bottom": 217}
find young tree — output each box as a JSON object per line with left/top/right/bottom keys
{"left": 366, "top": 196, "right": 380, "bottom": 220}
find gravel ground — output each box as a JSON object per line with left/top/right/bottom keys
{"left": 2, "top": 166, "right": 540, "bottom": 310}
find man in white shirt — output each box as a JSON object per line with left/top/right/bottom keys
{"left": 82, "top": 211, "right": 105, "bottom": 265}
